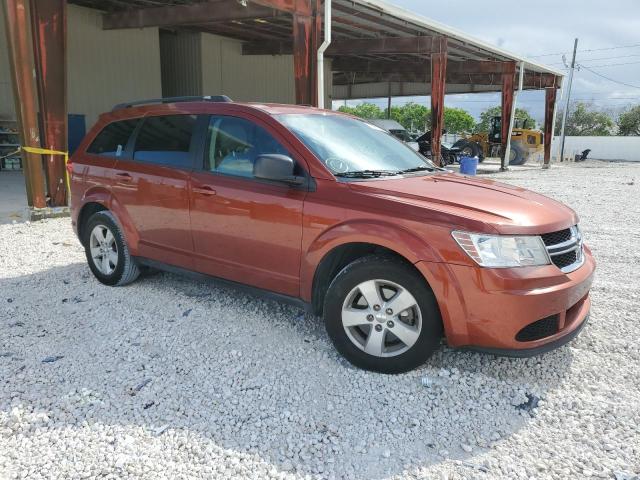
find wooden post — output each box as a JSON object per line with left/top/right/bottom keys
{"left": 543, "top": 87, "right": 557, "bottom": 168}
{"left": 430, "top": 37, "right": 447, "bottom": 166}
{"left": 2, "top": 0, "right": 47, "bottom": 208}
{"left": 500, "top": 62, "right": 516, "bottom": 169}
{"left": 292, "top": 4, "right": 319, "bottom": 106}
{"left": 30, "top": 0, "right": 68, "bottom": 206}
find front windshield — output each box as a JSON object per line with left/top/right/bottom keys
{"left": 277, "top": 113, "right": 436, "bottom": 176}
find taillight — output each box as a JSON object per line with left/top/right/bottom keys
{"left": 66, "top": 162, "right": 73, "bottom": 174}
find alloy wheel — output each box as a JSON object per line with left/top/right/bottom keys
{"left": 341, "top": 279, "right": 422, "bottom": 357}
{"left": 89, "top": 224, "right": 118, "bottom": 275}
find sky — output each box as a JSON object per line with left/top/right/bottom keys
{"left": 332, "top": 0, "right": 640, "bottom": 123}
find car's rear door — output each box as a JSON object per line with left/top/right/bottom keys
{"left": 188, "top": 114, "right": 308, "bottom": 297}
{"left": 112, "top": 114, "right": 202, "bottom": 269}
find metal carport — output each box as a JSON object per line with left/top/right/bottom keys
{"left": 2, "top": 0, "right": 563, "bottom": 215}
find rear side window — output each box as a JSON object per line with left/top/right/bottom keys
{"left": 133, "top": 115, "right": 197, "bottom": 167}
{"left": 87, "top": 119, "right": 139, "bottom": 157}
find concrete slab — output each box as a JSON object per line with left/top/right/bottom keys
{"left": 0, "top": 171, "right": 28, "bottom": 224}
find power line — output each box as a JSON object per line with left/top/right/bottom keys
{"left": 579, "top": 60, "right": 640, "bottom": 68}
{"left": 548, "top": 53, "right": 640, "bottom": 66}
{"left": 579, "top": 65, "right": 640, "bottom": 89}
{"left": 528, "top": 42, "right": 640, "bottom": 58}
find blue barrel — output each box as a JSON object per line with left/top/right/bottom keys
{"left": 459, "top": 156, "right": 478, "bottom": 175}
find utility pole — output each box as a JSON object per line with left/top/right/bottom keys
{"left": 559, "top": 38, "right": 578, "bottom": 162}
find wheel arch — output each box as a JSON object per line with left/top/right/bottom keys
{"left": 77, "top": 188, "right": 139, "bottom": 252}
{"left": 305, "top": 220, "right": 441, "bottom": 316}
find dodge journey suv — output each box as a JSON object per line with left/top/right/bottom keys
{"left": 70, "top": 96, "right": 595, "bottom": 373}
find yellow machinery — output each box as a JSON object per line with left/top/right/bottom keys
{"left": 454, "top": 116, "right": 544, "bottom": 165}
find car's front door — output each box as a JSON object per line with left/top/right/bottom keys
{"left": 189, "top": 114, "right": 308, "bottom": 297}
{"left": 112, "top": 114, "right": 200, "bottom": 269}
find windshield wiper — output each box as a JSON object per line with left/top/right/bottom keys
{"left": 398, "top": 166, "right": 436, "bottom": 174}
{"left": 334, "top": 170, "right": 399, "bottom": 178}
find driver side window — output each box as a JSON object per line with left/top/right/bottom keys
{"left": 204, "top": 116, "right": 291, "bottom": 178}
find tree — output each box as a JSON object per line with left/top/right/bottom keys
{"left": 475, "top": 106, "right": 536, "bottom": 133}
{"left": 387, "top": 102, "right": 429, "bottom": 131}
{"left": 337, "top": 103, "right": 384, "bottom": 119}
{"left": 618, "top": 105, "right": 640, "bottom": 136}
{"left": 443, "top": 107, "right": 475, "bottom": 134}
{"left": 556, "top": 102, "right": 614, "bottom": 136}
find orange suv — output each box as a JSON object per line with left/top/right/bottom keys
{"left": 70, "top": 96, "right": 595, "bottom": 373}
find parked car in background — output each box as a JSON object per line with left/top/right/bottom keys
{"left": 69, "top": 97, "right": 595, "bottom": 373}
{"left": 367, "top": 119, "right": 419, "bottom": 151}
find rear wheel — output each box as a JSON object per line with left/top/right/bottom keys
{"left": 508, "top": 142, "right": 527, "bottom": 165}
{"left": 83, "top": 211, "right": 140, "bottom": 286}
{"left": 323, "top": 255, "right": 443, "bottom": 374}
{"left": 454, "top": 140, "right": 481, "bottom": 159}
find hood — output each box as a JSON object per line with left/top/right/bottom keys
{"left": 348, "top": 172, "right": 578, "bottom": 235}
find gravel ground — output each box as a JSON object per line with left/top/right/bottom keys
{"left": 1, "top": 160, "right": 639, "bottom": 480}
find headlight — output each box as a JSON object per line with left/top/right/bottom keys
{"left": 452, "top": 231, "right": 551, "bottom": 268}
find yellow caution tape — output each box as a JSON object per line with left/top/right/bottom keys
{"left": 22, "top": 146, "right": 71, "bottom": 198}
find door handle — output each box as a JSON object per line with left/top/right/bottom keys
{"left": 115, "top": 172, "right": 132, "bottom": 182}
{"left": 192, "top": 185, "right": 217, "bottom": 196}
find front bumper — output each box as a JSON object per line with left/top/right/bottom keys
{"left": 415, "top": 245, "right": 595, "bottom": 354}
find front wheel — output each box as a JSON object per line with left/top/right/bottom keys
{"left": 323, "top": 256, "right": 443, "bottom": 374}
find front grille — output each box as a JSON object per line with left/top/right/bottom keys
{"left": 541, "top": 226, "right": 584, "bottom": 273}
{"left": 541, "top": 228, "right": 572, "bottom": 246}
{"left": 516, "top": 315, "right": 560, "bottom": 342}
{"left": 552, "top": 250, "right": 579, "bottom": 269}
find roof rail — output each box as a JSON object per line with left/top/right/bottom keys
{"left": 112, "top": 95, "right": 233, "bottom": 111}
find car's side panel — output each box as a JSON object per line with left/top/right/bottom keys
{"left": 111, "top": 158, "right": 194, "bottom": 269}
{"left": 189, "top": 171, "right": 306, "bottom": 296}
{"left": 188, "top": 112, "right": 309, "bottom": 297}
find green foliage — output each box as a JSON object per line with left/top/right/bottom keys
{"left": 443, "top": 107, "right": 476, "bottom": 134}
{"left": 556, "top": 102, "right": 614, "bottom": 136}
{"left": 337, "top": 103, "right": 384, "bottom": 119}
{"left": 388, "top": 103, "right": 430, "bottom": 131}
{"left": 338, "top": 102, "right": 474, "bottom": 134}
{"left": 618, "top": 105, "right": 640, "bottom": 136}
{"left": 476, "top": 106, "right": 536, "bottom": 133}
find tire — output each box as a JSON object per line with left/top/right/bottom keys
{"left": 508, "top": 142, "right": 527, "bottom": 165}
{"left": 83, "top": 210, "right": 140, "bottom": 286}
{"left": 323, "top": 255, "right": 443, "bottom": 374}
{"left": 453, "top": 140, "right": 481, "bottom": 159}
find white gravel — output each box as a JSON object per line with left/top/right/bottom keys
{"left": 1, "top": 160, "right": 639, "bottom": 480}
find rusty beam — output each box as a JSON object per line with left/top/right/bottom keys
{"left": 30, "top": 0, "right": 67, "bottom": 207}
{"left": 332, "top": 71, "right": 559, "bottom": 89}
{"left": 332, "top": 58, "right": 525, "bottom": 75}
{"left": 543, "top": 87, "right": 557, "bottom": 167}
{"left": 2, "top": 0, "right": 47, "bottom": 208}
{"left": 292, "top": 10, "right": 318, "bottom": 105}
{"left": 243, "top": 35, "right": 439, "bottom": 55}
{"left": 103, "top": 1, "right": 281, "bottom": 30}
{"left": 501, "top": 62, "right": 517, "bottom": 159}
{"left": 430, "top": 37, "right": 447, "bottom": 167}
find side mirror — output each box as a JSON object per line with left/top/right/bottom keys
{"left": 254, "top": 154, "right": 304, "bottom": 185}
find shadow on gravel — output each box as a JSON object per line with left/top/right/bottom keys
{"left": 1, "top": 262, "right": 574, "bottom": 479}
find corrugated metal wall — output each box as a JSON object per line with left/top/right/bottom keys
{"left": 201, "top": 32, "right": 296, "bottom": 104}
{"left": 162, "top": 31, "right": 332, "bottom": 106}
{"left": 0, "top": 5, "right": 16, "bottom": 120}
{"left": 160, "top": 30, "right": 201, "bottom": 97}
{"left": 67, "top": 5, "right": 162, "bottom": 128}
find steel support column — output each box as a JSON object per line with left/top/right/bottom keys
{"left": 30, "top": 0, "right": 68, "bottom": 206}
{"left": 500, "top": 62, "right": 516, "bottom": 170}
{"left": 292, "top": 4, "right": 319, "bottom": 106}
{"left": 430, "top": 37, "right": 447, "bottom": 166}
{"left": 543, "top": 87, "right": 557, "bottom": 168}
{"left": 2, "top": 0, "right": 46, "bottom": 208}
